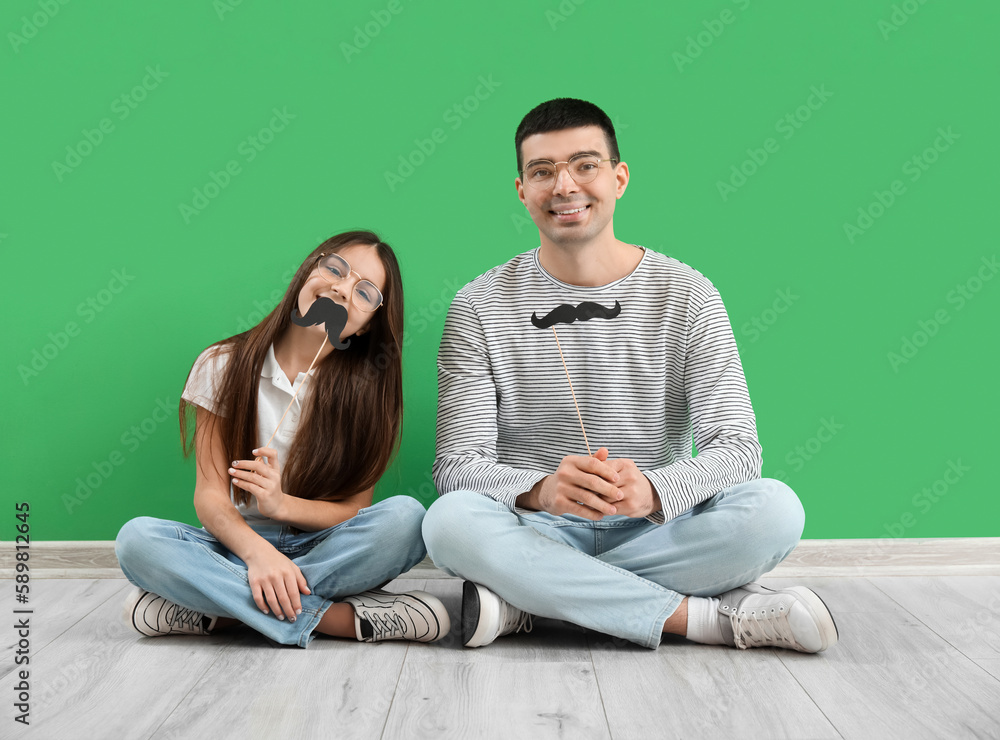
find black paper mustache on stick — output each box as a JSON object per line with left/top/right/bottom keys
{"left": 291, "top": 296, "right": 351, "bottom": 350}
{"left": 255, "top": 297, "right": 353, "bottom": 464}
{"left": 528, "top": 300, "right": 622, "bottom": 458}
{"left": 530, "top": 300, "right": 622, "bottom": 329}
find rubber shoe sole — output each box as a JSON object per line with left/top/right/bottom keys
{"left": 462, "top": 581, "right": 502, "bottom": 648}
{"left": 785, "top": 586, "right": 839, "bottom": 652}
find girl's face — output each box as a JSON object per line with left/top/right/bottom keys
{"left": 297, "top": 243, "right": 388, "bottom": 342}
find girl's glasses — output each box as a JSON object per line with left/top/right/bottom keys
{"left": 315, "top": 253, "right": 383, "bottom": 312}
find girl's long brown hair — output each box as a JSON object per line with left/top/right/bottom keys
{"left": 179, "top": 231, "right": 404, "bottom": 504}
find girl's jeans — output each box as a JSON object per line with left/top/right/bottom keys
{"left": 116, "top": 496, "right": 427, "bottom": 647}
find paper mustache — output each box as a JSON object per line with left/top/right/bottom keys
{"left": 291, "top": 296, "right": 352, "bottom": 350}
{"left": 530, "top": 300, "right": 622, "bottom": 329}
{"left": 528, "top": 300, "right": 622, "bottom": 457}
{"left": 255, "top": 297, "right": 354, "bottom": 462}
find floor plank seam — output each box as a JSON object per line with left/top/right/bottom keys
{"left": 87, "top": 581, "right": 129, "bottom": 623}
{"left": 861, "top": 578, "right": 1000, "bottom": 708}
{"left": 776, "top": 650, "right": 847, "bottom": 739}
{"left": 584, "top": 635, "right": 615, "bottom": 739}
{"left": 865, "top": 576, "right": 925, "bottom": 622}
{"left": 862, "top": 577, "right": 989, "bottom": 668}
{"left": 28, "top": 581, "right": 130, "bottom": 663}
{"left": 954, "top": 658, "right": 1000, "bottom": 686}
{"left": 147, "top": 632, "right": 246, "bottom": 740}
{"left": 379, "top": 642, "right": 411, "bottom": 739}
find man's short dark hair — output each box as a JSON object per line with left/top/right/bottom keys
{"left": 514, "top": 98, "right": 620, "bottom": 173}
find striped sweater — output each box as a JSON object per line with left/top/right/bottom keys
{"left": 432, "top": 246, "right": 762, "bottom": 524}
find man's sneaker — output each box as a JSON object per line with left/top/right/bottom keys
{"left": 462, "top": 581, "right": 533, "bottom": 648}
{"left": 343, "top": 589, "right": 450, "bottom": 643}
{"left": 123, "top": 587, "right": 218, "bottom": 637}
{"left": 717, "top": 582, "right": 839, "bottom": 653}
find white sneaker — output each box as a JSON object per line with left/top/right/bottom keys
{"left": 123, "top": 587, "right": 218, "bottom": 637}
{"left": 462, "top": 581, "right": 533, "bottom": 648}
{"left": 716, "top": 582, "right": 839, "bottom": 653}
{"left": 343, "top": 589, "right": 450, "bottom": 643}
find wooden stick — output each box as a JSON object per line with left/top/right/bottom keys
{"left": 550, "top": 326, "right": 592, "bottom": 456}
{"left": 255, "top": 336, "right": 326, "bottom": 462}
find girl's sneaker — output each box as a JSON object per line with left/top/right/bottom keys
{"left": 343, "top": 589, "right": 451, "bottom": 643}
{"left": 123, "top": 587, "right": 218, "bottom": 637}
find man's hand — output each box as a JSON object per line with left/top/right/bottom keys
{"left": 517, "top": 448, "right": 622, "bottom": 520}
{"left": 605, "top": 457, "right": 662, "bottom": 518}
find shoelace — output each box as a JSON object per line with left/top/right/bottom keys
{"left": 361, "top": 609, "right": 410, "bottom": 639}
{"left": 500, "top": 603, "right": 534, "bottom": 636}
{"left": 166, "top": 603, "right": 207, "bottom": 633}
{"left": 729, "top": 603, "right": 796, "bottom": 649}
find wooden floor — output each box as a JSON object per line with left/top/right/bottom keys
{"left": 2, "top": 575, "right": 999, "bottom": 739}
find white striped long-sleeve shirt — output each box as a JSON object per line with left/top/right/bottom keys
{"left": 432, "top": 246, "right": 762, "bottom": 524}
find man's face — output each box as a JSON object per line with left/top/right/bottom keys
{"left": 515, "top": 125, "right": 628, "bottom": 248}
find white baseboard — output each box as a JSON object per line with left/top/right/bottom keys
{"left": 1, "top": 538, "right": 997, "bottom": 579}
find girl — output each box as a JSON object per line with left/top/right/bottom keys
{"left": 115, "top": 231, "right": 449, "bottom": 647}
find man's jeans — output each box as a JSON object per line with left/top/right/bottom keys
{"left": 116, "top": 496, "right": 427, "bottom": 647}
{"left": 422, "top": 478, "right": 804, "bottom": 649}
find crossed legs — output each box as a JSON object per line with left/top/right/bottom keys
{"left": 422, "top": 478, "right": 804, "bottom": 648}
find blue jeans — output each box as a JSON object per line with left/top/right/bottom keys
{"left": 422, "top": 478, "right": 804, "bottom": 649}
{"left": 115, "top": 496, "right": 427, "bottom": 647}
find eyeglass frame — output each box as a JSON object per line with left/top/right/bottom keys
{"left": 519, "top": 155, "right": 621, "bottom": 189}
{"left": 313, "top": 252, "right": 384, "bottom": 312}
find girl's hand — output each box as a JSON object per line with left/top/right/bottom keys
{"left": 229, "top": 447, "right": 286, "bottom": 520}
{"left": 244, "top": 544, "right": 311, "bottom": 621}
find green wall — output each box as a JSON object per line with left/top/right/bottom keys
{"left": 3, "top": 1, "right": 997, "bottom": 540}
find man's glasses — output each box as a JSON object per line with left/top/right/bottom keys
{"left": 315, "top": 253, "right": 383, "bottom": 312}
{"left": 520, "top": 155, "right": 619, "bottom": 189}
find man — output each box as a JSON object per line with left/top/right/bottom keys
{"left": 422, "top": 98, "right": 838, "bottom": 653}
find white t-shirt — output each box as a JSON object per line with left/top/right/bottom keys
{"left": 182, "top": 343, "right": 315, "bottom": 525}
